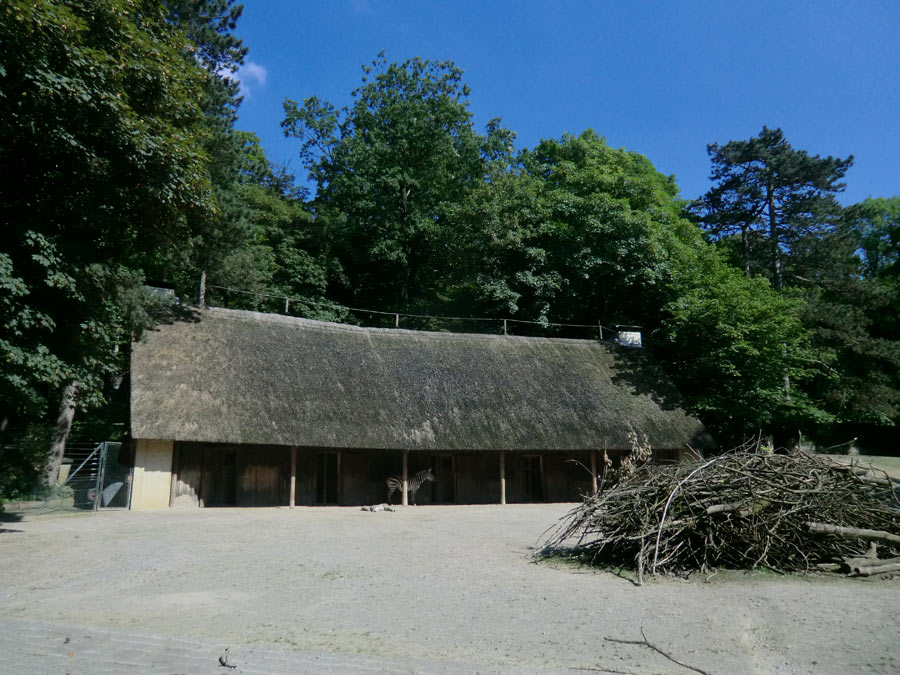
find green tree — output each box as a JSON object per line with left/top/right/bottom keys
{"left": 210, "top": 133, "right": 349, "bottom": 321}
{"left": 693, "top": 126, "right": 852, "bottom": 290}
{"left": 282, "top": 52, "right": 503, "bottom": 312}
{"left": 845, "top": 197, "right": 900, "bottom": 279}
{"left": 139, "top": 0, "right": 255, "bottom": 298}
{"left": 656, "top": 246, "right": 829, "bottom": 443}
{"left": 796, "top": 198, "right": 900, "bottom": 429}
{"left": 453, "top": 131, "right": 700, "bottom": 328}
{"left": 0, "top": 0, "right": 215, "bottom": 485}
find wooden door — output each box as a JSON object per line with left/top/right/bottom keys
{"left": 203, "top": 447, "right": 237, "bottom": 506}
{"left": 237, "top": 447, "right": 287, "bottom": 507}
{"left": 522, "top": 455, "right": 544, "bottom": 502}
{"left": 432, "top": 455, "right": 456, "bottom": 503}
{"left": 315, "top": 452, "right": 340, "bottom": 504}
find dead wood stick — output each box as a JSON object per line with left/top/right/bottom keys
{"left": 705, "top": 502, "right": 742, "bottom": 515}
{"left": 604, "top": 627, "right": 712, "bottom": 675}
{"left": 844, "top": 556, "right": 900, "bottom": 574}
{"left": 852, "top": 562, "right": 900, "bottom": 577}
{"left": 827, "top": 464, "right": 869, "bottom": 474}
{"left": 857, "top": 475, "right": 894, "bottom": 487}
{"left": 843, "top": 555, "right": 900, "bottom": 568}
{"left": 705, "top": 499, "right": 771, "bottom": 516}
{"left": 807, "top": 522, "right": 900, "bottom": 546}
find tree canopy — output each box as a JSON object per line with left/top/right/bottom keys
{"left": 1, "top": 0, "right": 214, "bottom": 428}
{"left": 693, "top": 126, "right": 852, "bottom": 290}
{"left": 282, "top": 52, "right": 508, "bottom": 312}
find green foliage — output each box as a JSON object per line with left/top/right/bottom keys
{"left": 0, "top": 424, "right": 54, "bottom": 502}
{"left": 205, "top": 133, "right": 348, "bottom": 321}
{"left": 801, "top": 276, "right": 900, "bottom": 425}
{"left": 520, "top": 131, "right": 693, "bottom": 326}
{"left": 0, "top": 0, "right": 215, "bottom": 430}
{"left": 283, "top": 52, "right": 502, "bottom": 310}
{"left": 692, "top": 128, "right": 900, "bottom": 436}
{"left": 693, "top": 126, "right": 852, "bottom": 290}
{"left": 844, "top": 197, "right": 900, "bottom": 279}
{"left": 450, "top": 130, "right": 697, "bottom": 328}
{"left": 656, "top": 247, "right": 829, "bottom": 441}
{"left": 796, "top": 200, "right": 900, "bottom": 427}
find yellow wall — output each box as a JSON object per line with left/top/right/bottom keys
{"left": 131, "top": 439, "right": 174, "bottom": 510}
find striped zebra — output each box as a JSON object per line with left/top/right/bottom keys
{"left": 386, "top": 467, "right": 435, "bottom": 505}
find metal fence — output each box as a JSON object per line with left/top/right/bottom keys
{"left": 58, "top": 442, "right": 131, "bottom": 510}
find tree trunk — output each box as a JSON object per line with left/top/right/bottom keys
{"left": 767, "top": 183, "right": 782, "bottom": 290}
{"left": 782, "top": 343, "right": 791, "bottom": 401}
{"left": 44, "top": 382, "right": 78, "bottom": 486}
{"left": 0, "top": 416, "right": 8, "bottom": 478}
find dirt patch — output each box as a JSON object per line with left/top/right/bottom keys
{"left": 2, "top": 504, "right": 899, "bottom": 673}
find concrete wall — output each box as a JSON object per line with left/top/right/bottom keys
{"left": 131, "top": 439, "right": 174, "bottom": 510}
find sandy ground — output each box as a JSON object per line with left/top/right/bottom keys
{"left": 1, "top": 504, "right": 899, "bottom": 674}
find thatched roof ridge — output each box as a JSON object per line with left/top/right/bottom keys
{"left": 130, "top": 307, "right": 715, "bottom": 451}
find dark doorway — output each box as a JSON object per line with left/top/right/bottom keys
{"left": 316, "top": 452, "right": 340, "bottom": 504}
{"left": 522, "top": 455, "right": 544, "bottom": 502}
{"left": 203, "top": 448, "right": 237, "bottom": 506}
{"left": 431, "top": 455, "right": 456, "bottom": 503}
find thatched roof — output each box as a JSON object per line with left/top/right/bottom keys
{"left": 130, "top": 307, "right": 714, "bottom": 451}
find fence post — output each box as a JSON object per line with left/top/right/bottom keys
{"left": 395, "top": 313, "right": 400, "bottom": 329}
{"left": 500, "top": 451, "right": 506, "bottom": 505}
{"left": 598, "top": 321, "right": 603, "bottom": 340}
{"left": 198, "top": 271, "right": 206, "bottom": 307}
{"left": 285, "top": 298, "right": 290, "bottom": 314}
{"left": 503, "top": 319, "right": 507, "bottom": 335}
{"left": 93, "top": 442, "right": 108, "bottom": 511}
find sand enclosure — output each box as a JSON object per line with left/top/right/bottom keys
{"left": 2, "top": 504, "right": 898, "bottom": 673}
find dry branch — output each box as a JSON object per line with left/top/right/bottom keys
{"left": 807, "top": 522, "right": 900, "bottom": 546}
{"left": 605, "top": 627, "right": 712, "bottom": 675}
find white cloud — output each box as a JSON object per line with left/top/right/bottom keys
{"left": 241, "top": 61, "right": 268, "bottom": 87}
{"left": 220, "top": 61, "right": 268, "bottom": 98}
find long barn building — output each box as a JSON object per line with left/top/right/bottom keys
{"left": 128, "top": 307, "right": 714, "bottom": 509}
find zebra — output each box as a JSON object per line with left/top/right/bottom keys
{"left": 386, "top": 467, "right": 435, "bottom": 505}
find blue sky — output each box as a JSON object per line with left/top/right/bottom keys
{"left": 233, "top": 1, "right": 899, "bottom": 205}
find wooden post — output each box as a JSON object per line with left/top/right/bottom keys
{"left": 395, "top": 313, "right": 400, "bottom": 328}
{"left": 402, "top": 449, "right": 409, "bottom": 506}
{"left": 168, "top": 442, "right": 179, "bottom": 508}
{"left": 598, "top": 321, "right": 603, "bottom": 340}
{"left": 590, "top": 449, "right": 598, "bottom": 494}
{"left": 198, "top": 270, "right": 206, "bottom": 307}
{"left": 500, "top": 451, "right": 506, "bottom": 505}
{"left": 289, "top": 446, "right": 297, "bottom": 508}
{"left": 503, "top": 319, "right": 507, "bottom": 335}
{"left": 285, "top": 298, "right": 290, "bottom": 314}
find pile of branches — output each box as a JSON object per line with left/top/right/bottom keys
{"left": 543, "top": 444, "right": 900, "bottom": 583}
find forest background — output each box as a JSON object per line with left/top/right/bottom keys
{"left": 1, "top": 1, "right": 898, "bottom": 497}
